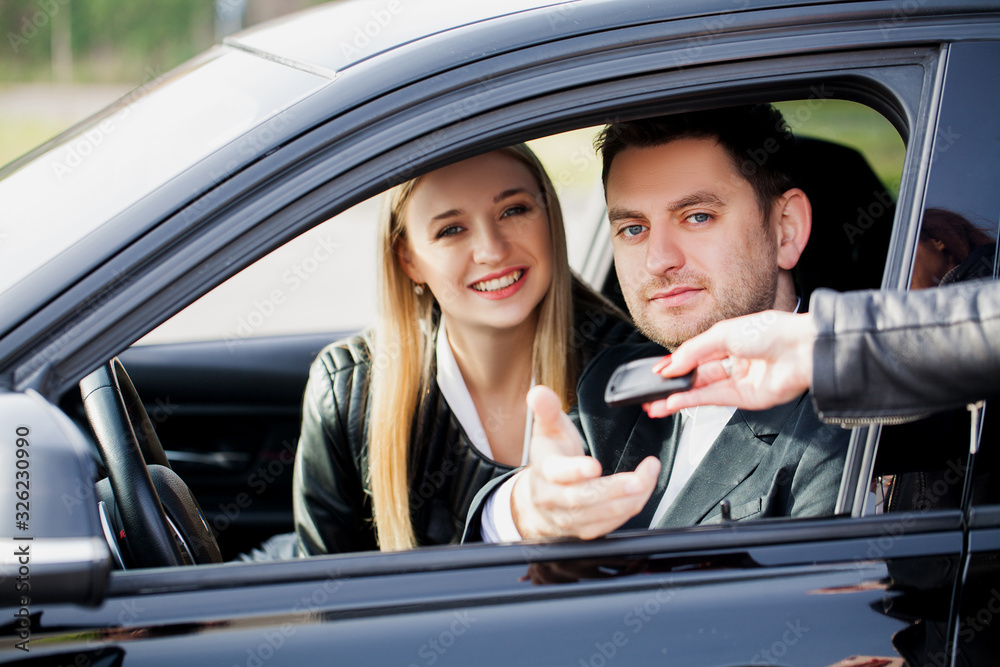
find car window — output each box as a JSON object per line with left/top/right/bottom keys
{"left": 140, "top": 102, "right": 903, "bottom": 346}
{"left": 137, "top": 127, "right": 606, "bottom": 345}
{"left": 0, "top": 49, "right": 327, "bottom": 298}
{"left": 133, "top": 94, "right": 905, "bottom": 548}
{"left": 870, "top": 42, "right": 1000, "bottom": 514}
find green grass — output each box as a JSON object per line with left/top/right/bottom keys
{"left": 774, "top": 99, "right": 905, "bottom": 197}
{"left": 0, "top": 116, "right": 68, "bottom": 168}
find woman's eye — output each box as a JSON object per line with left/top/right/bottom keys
{"left": 501, "top": 204, "right": 529, "bottom": 218}
{"left": 687, "top": 212, "right": 712, "bottom": 224}
{"left": 621, "top": 224, "right": 646, "bottom": 238}
{"left": 436, "top": 225, "right": 464, "bottom": 238}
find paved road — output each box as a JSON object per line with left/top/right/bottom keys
{"left": 0, "top": 83, "right": 130, "bottom": 124}
{"left": 0, "top": 83, "right": 131, "bottom": 166}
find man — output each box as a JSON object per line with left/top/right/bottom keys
{"left": 466, "top": 104, "right": 850, "bottom": 542}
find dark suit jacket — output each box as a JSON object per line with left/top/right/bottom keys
{"left": 464, "top": 340, "right": 850, "bottom": 540}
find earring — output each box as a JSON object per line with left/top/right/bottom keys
{"left": 413, "top": 283, "right": 424, "bottom": 296}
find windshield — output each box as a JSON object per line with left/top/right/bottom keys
{"left": 0, "top": 47, "right": 327, "bottom": 296}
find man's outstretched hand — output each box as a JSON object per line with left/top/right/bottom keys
{"left": 511, "top": 385, "right": 660, "bottom": 540}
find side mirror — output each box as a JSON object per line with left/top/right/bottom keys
{"left": 0, "top": 390, "right": 111, "bottom": 610}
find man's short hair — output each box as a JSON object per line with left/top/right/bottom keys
{"left": 595, "top": 104, "right": 796, "bottom": 216}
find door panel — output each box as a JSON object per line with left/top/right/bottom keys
{"left": 14, "top": 516, "right": 964, "bottom": 665}
{"left": 88, "top": 332, "right": 350, "bottom": 559}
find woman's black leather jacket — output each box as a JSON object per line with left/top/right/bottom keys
{"left": 294, "top": 287, "right": 635, "bottom": 554}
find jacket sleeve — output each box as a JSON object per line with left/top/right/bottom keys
{"left": 293, "top": 337, "right": 378, "bottom": 555}
{"left": 810, "top": 281, "right": 1000, "bottom": 423}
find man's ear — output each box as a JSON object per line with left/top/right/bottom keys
{"left": 395, "top": 239, "right": 424, "bottom": 284}
{"left": 772, "top": 188, "right": 812, "bottom": 270}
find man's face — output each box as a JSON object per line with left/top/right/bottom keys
{"left": 606, "top": 137, "right": 780, "bottom": 350}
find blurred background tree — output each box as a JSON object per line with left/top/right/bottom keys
{"left": 0, "top": 0, "right": 326, "bottom": 165}
{"left": 0, "top": 0, "right": 327, "bottom": 83}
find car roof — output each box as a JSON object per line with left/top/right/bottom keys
{"left": 226, "top": 0, "right": 580, "bottom": 77}
{"left": 225, "top": 0, "right": 846, "bottom": 76}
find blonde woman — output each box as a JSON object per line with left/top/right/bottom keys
{"left": 293, "top": 144, "right": 633, "bottom": 553}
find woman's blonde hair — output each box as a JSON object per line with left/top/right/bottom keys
{"left": 367, "top": 144, "right": 574, "bottom": 551}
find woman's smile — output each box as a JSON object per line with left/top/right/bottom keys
{"left": 470, "top": 268, "right": 527, "bottom": 299}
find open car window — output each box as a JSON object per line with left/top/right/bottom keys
{"left": 139, "top": 99, "right": 905, "bottom": 346}
{"left": 108, "top": 94, "right": 908, "bottom": 566}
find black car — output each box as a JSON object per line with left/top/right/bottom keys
{"left": 2, "top": 0, "right": 999, "bottom": 664}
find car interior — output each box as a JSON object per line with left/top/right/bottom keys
{"left": 59, "top": 93, "right": 952, "bottom": 569}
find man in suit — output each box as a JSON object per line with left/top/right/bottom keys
{"left": 468, "top": 104, "right": 850, "bottom": 542}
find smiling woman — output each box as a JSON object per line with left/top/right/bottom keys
{"left": 293, "top": 144, "right": 633, "bottom": 554}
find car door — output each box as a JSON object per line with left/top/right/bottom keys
{"left": 924, "top": 40, "right": 1000, "bottom": 665}
{"left": 4, "top": 4, "right": 999, "bottom": 666}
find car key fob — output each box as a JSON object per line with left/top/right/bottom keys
{"left": 604, "top": 356, "right": 695, "bottom": 407}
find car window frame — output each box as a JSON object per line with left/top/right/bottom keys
{"left": 11, "top": 31, "right": 965, "bottom": 584}
{"left": 93, "top": 52, "right": 944, "bottom": 581}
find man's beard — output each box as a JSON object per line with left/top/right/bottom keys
{"left": 623, "top": 235, "right": 779, "bottom": 351}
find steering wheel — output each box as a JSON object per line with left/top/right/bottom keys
{"left": 80, "top": 357, "right": 221, "bottom": 567}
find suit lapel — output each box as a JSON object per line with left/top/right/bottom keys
{"left": 653, "top": 396, "right": 805, "bottom": 527}
{"left": 616, "top": 413, "right": 682, "bottom": 530}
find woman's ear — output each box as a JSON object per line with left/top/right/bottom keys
{"left": 773, "top": 188, "right": 812, "bottom": 271}
{"left": 395, "top": 239, "right": 424, "bottom": 284}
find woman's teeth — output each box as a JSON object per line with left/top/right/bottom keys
{"left": 472, "top": 270, "right": 523, "bottom": 292}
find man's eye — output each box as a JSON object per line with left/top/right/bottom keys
{"left": 687, "top": 212, "right": 712, "bottom": 224}
{"left": 621, "top": 224, "right": 646, "bottom": 237}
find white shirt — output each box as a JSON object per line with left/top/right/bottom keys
{"left": 648, "top": 405, "right": 735, "bottom": 526}
{"left": 481, "top": 406, "right": 734, "bottom": 542}
{"left": 480, "top": 298, "right": 801, "bottom": 542}
{"left": 436, "top": 317, "right": 532, "bottom": 466}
